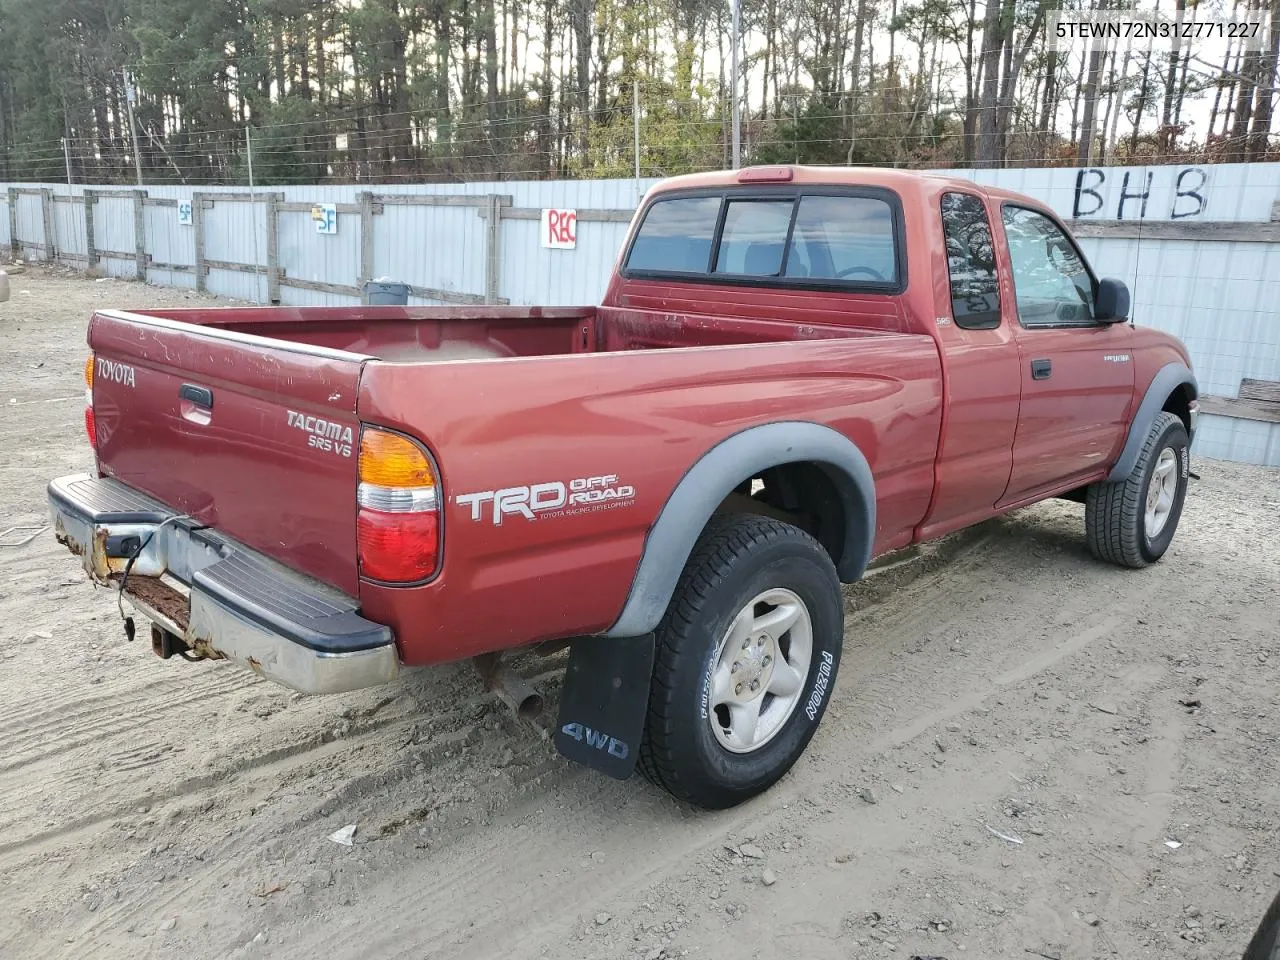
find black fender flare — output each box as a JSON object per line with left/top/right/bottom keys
{"left": 1107, "top": 362, "right": 1198, "bottom": 482}
{"left": 604, "top": 421, "right": 875, "bottom": 638}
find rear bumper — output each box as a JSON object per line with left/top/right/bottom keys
{"left": 48, "top": 474, "right": 399, "bottom": 694}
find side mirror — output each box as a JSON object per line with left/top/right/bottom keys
{"left": 1095, "top": 277, "right": 1130, "bottom": 323}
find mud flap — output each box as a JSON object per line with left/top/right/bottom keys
{"left": 554, "top": 633, "right": 654, "bottom": 780}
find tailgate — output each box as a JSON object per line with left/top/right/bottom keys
{"left": 88, "top": 309, "right": 367, "bottom": 596}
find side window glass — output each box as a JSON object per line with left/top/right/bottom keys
{"left": 713, "top": 200, "right": 794, "bottom": 276}
{"left": 785, "top": 196, "right": 897, "bottom": 283}
{"left": 1001, "top": 206, "right": 1095, "bottom": 326}
{"left": 940, "top": 192, "right": 1000, "bottom": 329}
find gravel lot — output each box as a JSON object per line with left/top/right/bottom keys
{"left": 2, "top": 265, "right": 1279, "bottom": 960}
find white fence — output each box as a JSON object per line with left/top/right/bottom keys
{"left": 2, "top": 163, "right": 1278, "bottom": 467}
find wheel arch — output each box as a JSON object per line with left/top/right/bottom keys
{"left": 604, "top": 421, "right": 875, "bottom": 638}
{"left": 1107, "top": 362, "right": 1198, "bottom": 483}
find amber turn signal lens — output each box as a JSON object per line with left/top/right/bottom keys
{"left": 84, "top": 355, "right": 94, "bottom": 387}
{"left": 358, "top": 429, "right": 435, "bottom": 488}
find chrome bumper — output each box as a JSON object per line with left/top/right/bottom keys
{"left": 48, "top": 474, "right": 399, "bottom": 694}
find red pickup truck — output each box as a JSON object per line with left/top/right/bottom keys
{"left": 51, "top": 166, "right": 1199, "bottom": 809}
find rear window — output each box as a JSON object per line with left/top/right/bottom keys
{"left": 625, "top": 190, "right": 901, "bottom": 287}
{"left": 625, "top": 196, "right": 720, "bottom": 273}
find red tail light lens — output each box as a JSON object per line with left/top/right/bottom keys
{"left": 356, "top": 427, "right": 441, "bottom": 584}
{"left": 357, "top": 509, "right": 439, "bottom": 583}
{"left": 84, "top": 405, "right": 97, "bottom": 450}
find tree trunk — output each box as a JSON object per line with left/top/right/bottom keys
{"left": 962, "top": 0, "right": 978, "bottom": 162}
{"left": 1159, "top": 0, "right": 1187, "bottom": 150}
{"left": 1229, "top": 0, "right": 1262, "bottom": 161}
{"left": 846, "top": 0, "right": 868, "bottom": 162}
{"left": 1077, "top": 35, "right": 1106, "bottom": 165}
{"left": 484, "top": 0, "right": 500, "bottom": 126}
{"left": 436, "top": 0, "right": 453, "bottom": 148}
{"left": 974, "top": 0, "right": 1004, "bottom": 167}
{"left": 1247, "top": 0, "right": 1280, "bottom": 159}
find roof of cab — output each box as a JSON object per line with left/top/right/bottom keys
{"left": 646, "top": 165, "right": 1045, "bottom": 210}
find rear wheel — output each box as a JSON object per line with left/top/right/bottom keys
{"left": 1086, "top": 411, "right": 1189, "bottom": 568}
{"left": 637, "top": 513, "right": 844, "bottom": 809}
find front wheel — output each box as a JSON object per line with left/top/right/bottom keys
{"left": 1086, "top": 411, "right": 1190, "bottom": 568}
{"left": 637, "top": 514, "right": 844, "bottom": 809}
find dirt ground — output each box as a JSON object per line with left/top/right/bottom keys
{"left": 1, "top": 265, "right": 1278, "bottom": 960}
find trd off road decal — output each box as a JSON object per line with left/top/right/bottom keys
{"left": 456, "top": 474, "right": 636, "bottom": 525}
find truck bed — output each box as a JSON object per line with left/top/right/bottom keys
{"left": 136, "top": 304, "right": 899, "bottom": 362}
{"left": 86, "top": 302, "right": 941, "bottom": 663}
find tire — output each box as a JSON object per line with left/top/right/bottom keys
{"left": 637, "top": 513, "right": 844, "bottom": 809}
{"left": 1086, "top": 411, "right": 1190, "bottom": 568}
{"left": 1242, "top": 888, "right": 1280, "bottom": 960}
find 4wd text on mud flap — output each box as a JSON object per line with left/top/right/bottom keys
{"left": 456, "top": 474, "right": 636, "bottom": 525}
{"left": 559, "top": 722, "right": 629, "bottom": 759}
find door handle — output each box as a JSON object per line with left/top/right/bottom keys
{"left": 1030, "top": 359, "right": 1052, "bottom": 380}
{"left": 179, "top": 383, "right": 214, "bottom": 408}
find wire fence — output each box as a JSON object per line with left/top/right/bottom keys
{"left": 7, "top": 86, "right": 1279, "bottom": 188}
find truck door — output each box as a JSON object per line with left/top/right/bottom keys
{"left": 996, "top": 204, "right": 1134, "bottom": 505}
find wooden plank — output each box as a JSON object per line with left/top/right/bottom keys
{"left": 133, "top": 190, "right": 148, "bottom": 282}
{"left": 1239, "top": 378, "right": 1280, "bottom": 404}
{"left": 1199, "top": 395, "right": 1280, "bottom": 424}
{"left": 96, "top": 250, "right": 142, "bottom": 261}
{"left": 1069, "top": 219, "right": 1280, "bottom": 243}
{"left": 10, "top": 187, "right": 44, "bottom": 196}
{"left": 498, "top": 207, "right": 635, "bottom": 223}
{"left": 373, "top": 193, "right": 489, "bottom": 208}
{"left": 52, "top": 195, "right": 80, "bottom": 204}
{"left": 482, "top": 194, "right": 510, "bottom": 304}
{"left": 405, "top": 283, "right": 507, "bottom": 306}
{"left": 358, "top": 191, "right": 375, "bottom": 305}
{"left": 83, "top": 190, "right": 97, "bottom": 266}
{"left": 203, "top": 192, "right": 268, "bottom": 204}
{"left": 88, "top": 188, "right": 145, "bottom": 198}
{"left": 277, "top": 201, "right": 362, "bottom": 214}
{"left": 192, "top": 192, "right": 207, "bottom": 292}
{"left": 279, "top": 277, "right": 361, "bottom": 297}
{"left": 204, "top": 258, "right": 272, "bottom": 275}
{"left": 40, "top": 189, "right": 56, "bottom": 261}
{"left": 266, "top": 192, "right": 283, "bottom": 304}
{"left": 6, "top": 188, "right": 17, "bottom": 256}
{"left": 143, "top": 197, "right": 179, "bottom": 208}
{"left": 1272, "top": 200, "right": 1280, "bottom": 222}
{"left": 148, "top": 261, "right": 195, "bottom": 273}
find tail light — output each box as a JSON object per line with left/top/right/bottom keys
{"left": 84, "top": 355, "right": 97, "bottom": 450}
{"left": 356, "top": 427, "right": 441, "bottom": 583}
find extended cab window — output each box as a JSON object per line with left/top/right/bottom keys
{"left": 625, "top": 190, "right": 900, "bottom": 288}
{"left": 940, "top": 192, "right": 1000, "bottom": 329}
{"left": 1001, "top": 205, "right": 1096, "bottom": 326}
{"left": 626, "top": 196, "right": 721, "bottom": 273}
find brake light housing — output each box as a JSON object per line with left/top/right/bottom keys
{"left": 356, "top": 427, "right": 441, "bottom": 584}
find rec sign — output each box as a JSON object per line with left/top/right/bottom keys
{"left": 540, "top": 208, "right": 577, "bottom": 249}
